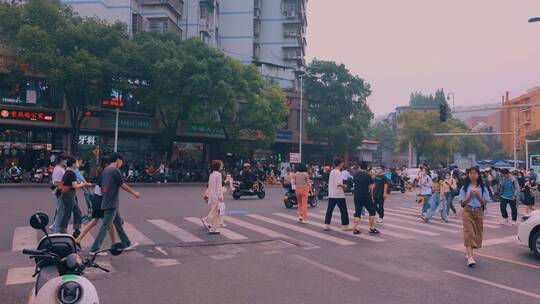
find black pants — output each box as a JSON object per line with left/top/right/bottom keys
{"left": 59, "top": 192, "right": 82, "bottom": 233}
{"left": 374, "top": 197, "right": 385, "bottom": 218}
{"left": 500, "top": 198, "right": 517, "bottom": 221}
{"left": 325, "top": 198, "right": 349, "bottom": 225}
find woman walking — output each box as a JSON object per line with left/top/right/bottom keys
{"left": 523, "top": 178, "right": 537, "bottom": 215}
{"left": 458, "top": 167, "right": 491, "bottom": 267}
{"left": 75, "top": 158, "right": 117, "bottom": 249}
{"left": 443, "top": 172, "right": 458, "bottom": 218}
{"left": 293, "top": 163, "right": 310, "bottom": 223}
{"left": 57, "top": 157, "right": 91, "bottom": 234}
{"left": 202, "top": 160, "right": 225, "bottom": 234}
{"left": 419, "top": 167, "right": 433, "bottom": 216}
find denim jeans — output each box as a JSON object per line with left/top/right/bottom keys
{"left": 90, "top": 208, "right": 131, "bottom": 252}
{"left": 56, "top": 192, "right": 82, "bottom": 233}
{"left": 445, "top": 192, "right": 457, "bottom": 215}
{"left": 53, "top": 196, "right": 65, "bottom": 233}
{"left": 83, "top": 190, "right": 93, "bottom": 214}
{"left": 421, "top": 194, "right": 432, "bottom": 214}
{"left": 426, "top": 193, "right": 448, "bottom": 221}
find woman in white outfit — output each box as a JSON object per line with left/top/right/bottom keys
{"left": 202, "top": 160, "right": 225, "bottom": 234}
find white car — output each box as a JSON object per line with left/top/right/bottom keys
{"left": 517, "top": 210, "right": 540, "bottom": 259}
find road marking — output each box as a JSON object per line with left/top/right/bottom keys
{"left": 444, "top": 270, "right": 540, "bottom": 299}
{"left": 342, "top": 211, "right": 439, "bottom": 236}
{"left": 274, "top": 213, "right": 387, "bottom": 241}
{"left": 147, "top": 258, "right": 180, "bottom": 267}
{"left": 246, "top": 214, "right": 356, "bottom": 246}
{"left": 123, "top": 222, "right": 155, "bottom": 245}
{"left": 148, "top": 219, "right": 203, "bottom": 243}
{"left": 392, "top": 207, "right": 500, "bottom": 228}
{"left": 444, "top": 246, "right": 540, "bottom": 270}
{"left": 11, "top": 227, "right": 37, "bottom": 252}
{"left": 184, "top": 217, "right": 248, "bottom": 240}
{"left": 381, "top": 211, "right": 460, "bottom": 233}
{"left": 293, "top": 255, "right": 360, "bottom": 282}
{"left": 5, "top": 267, "right": 34, "bottom": 285}
{"left": 444, "top": 235, "right": 518, "bottom": 250}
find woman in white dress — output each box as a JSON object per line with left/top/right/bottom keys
{"left": 202, "top": 160, "right": 225, "bottom": 234}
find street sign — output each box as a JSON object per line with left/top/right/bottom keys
{"left": 289, "top": 152, "right": 301, "bottom": 163}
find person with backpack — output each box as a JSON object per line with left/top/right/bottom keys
{"left": 499, "top": 168, "right": 520, "bottom": 226}
{"left": 459, "top": 167, "right": 491, "bottom": 267}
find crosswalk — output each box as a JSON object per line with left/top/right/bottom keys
{"left": 4, "top": 204, "right": 522, "bottom": 286}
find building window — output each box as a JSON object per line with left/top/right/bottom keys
{"left": 200, "top": 1, "right": 208, "bottom": 19}
{"left": 149, "top": 19, "right": 168, "bottom": 33}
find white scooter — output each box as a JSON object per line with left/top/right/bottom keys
{"left": 22, "top": 212, "right": 125, "bottom": 304}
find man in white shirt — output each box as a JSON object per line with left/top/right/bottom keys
{"left": 51, "top": 156, "right": 66, "bottom": 232}
{"left": 341, "top": 167, "right": 353, "bottom": 181}
{"left": 324, "top": 159, "right": 352, "bottom": 231}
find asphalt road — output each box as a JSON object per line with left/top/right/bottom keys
{"left": 1, "top": 185, "right": 539, "bottom": 304}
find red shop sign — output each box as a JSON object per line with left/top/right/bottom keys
{"left": 0, "top": 108, "right": 56, "bottom": 122}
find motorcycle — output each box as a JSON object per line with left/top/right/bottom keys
{"left": 387, "top": 177, "right": 406, "bottom": 194}
{"left": 9, "top": 166, "right": 23, "bottom": 183}
{"left": 31, "top": 167, "right": 50, "bottom": 183}
{"left": 312, "top": 177, "right": 328, "bottom": 200}
{"left": 232, "top": 179, "right": 266, "bottom": 200}
{"left": 282, "top": 182, "right": 318, "bottom": 209}
{"left": 22, "top": 212, "right": 125, "bottom": 304}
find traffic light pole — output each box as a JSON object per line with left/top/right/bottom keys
{"left": 114, "top": 106, "right": 119, "bottom": 153}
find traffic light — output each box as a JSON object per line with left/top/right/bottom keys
{"left": 439, "top": 103, "right": 447, "bottom": 122}
{"left": 277, "top": 154, "right": 283, "bottom": 162}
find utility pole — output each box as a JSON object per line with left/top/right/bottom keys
{"left": 114, "top": 106, "right": 120, "bottom": 153}
{"left": 513, "top": 111, "right": 518, "bottom": 169}
{"left": 299, "top": 74, "right": 303, "bottom": 164}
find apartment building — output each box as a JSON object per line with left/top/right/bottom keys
{"left": 501, "top": 87, "right": 540, "bottom": 153}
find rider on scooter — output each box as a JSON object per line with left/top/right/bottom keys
{"left": 238, "top": 162, "right": 256, "bottom": 190}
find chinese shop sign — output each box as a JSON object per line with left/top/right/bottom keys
{"left": 0, "top": 108, "right": 56, "bottom": 122}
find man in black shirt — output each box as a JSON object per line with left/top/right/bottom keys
{"left": 353, "top": 161, "right": 380, "bottom": 235}
{"left": 373, "top": 168, "right": 389, "bottom": 223}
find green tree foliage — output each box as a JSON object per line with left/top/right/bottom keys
{"left": 304, "top": 60, "right": 373, "bottom": 159}
{"left": 366, "top": 122, "right": 396, "bottom": 160}
{"left": 0, "top": 0, "right": 131, "bottom": 154}
{"left": 410, "top": 89, "right": 452, "bottom": 121}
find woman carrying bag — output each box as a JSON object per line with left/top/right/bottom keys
{"left": 202, "top": 160, "right": 226, "bottom": 235}
{"left": 293, "top": 163, "right": 310, "bottom": 223}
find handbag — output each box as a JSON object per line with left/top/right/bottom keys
{"left": 201, "top": 190, "right": 209, "bottom": 203}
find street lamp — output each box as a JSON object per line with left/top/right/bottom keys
{"left": 294, "top": 70, "right": 306, "bottom": 163}
{"left": 529, "top": 17, "right": 540, "bottom": 23}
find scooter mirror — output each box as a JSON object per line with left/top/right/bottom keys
{"left": 110, "top": 242, "right": 126, "bottom": 256}
{"left": 29, "top": 212, "right": 49, "bottom": 230}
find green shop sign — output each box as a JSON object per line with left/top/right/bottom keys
{"left": 108, "top": 117, "right": 151, "bottom": 129}
{"left": 185, "top": 123, "right": 223, "bottom": 135}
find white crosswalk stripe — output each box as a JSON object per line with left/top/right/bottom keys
{"left": 391, "top": 207, "right": 500, "bottom": 228}
{"left": 342, "top": 211, "right": 439, "bottom": 236}
{"left": 123, "top": 222, "right": 155, "bottom": 245}
{"left": 246, "top": 214, "right": 356, "bottom": 246}
{"left": 383, "top": 209, "right": 466, "bottom": 229}
{"left": 184, "top": 217, "right": 248, "bottom": 240}
{"left": 273, "top": 213, "right": 388, "bottom": 241}
{"left": 148, "top": 219, "right": 203, "bottom": 243}
{"left": 11, "top": 227, "right": 36, "bottom": 252}
{"left": 377, "top": 212, "right": 460, "bottom": 234}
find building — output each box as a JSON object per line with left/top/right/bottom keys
{"left": 463, "top": 112, "right": 501, "bottom": 133}
{"left": 501, "top": 87, "right": 540, "bottom": 153}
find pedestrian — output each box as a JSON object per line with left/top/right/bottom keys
{"left": 293, "top": 163, "right": 310, "bottom": 223}
{"left": 324, "top": 158, "right": 352, "bottom": 231}
{"left": 443, "top": 171, "right": 458, "bottom": 218}
{"left": 499, "top": 168, "right": 519, "bottom": 226}
{"left": 418, "top": 167, "right": 433, "bottom": 216}
{"left": 458, "top": 167, "right": 491, "bottom": 267}
{"left": 75, "top": 157, "right": 117, "bottom": 249}
{"left": 516, "top": 171, "right": 526, "bottom": 206}
{"left": 89, "top": 153, "right": 140, "bottom": 255}
{"left": 74, "top": 157, "right": 93, "bottom": 220}
{"left": 158, "top": 161, "right": 165, "bottom": 183}
{"left": 51, "top": 155, "right": 66, "bottom": 232}
{"left": 57, "top": 157, "right": 91, "bottom": 235}
{"left": 202, "top": 160, "right": 226, "bottom": 234}
{"left": 352, "top": 161, "right": 380, "bottom": 235}
{"left": 423, "top": 173, "right": 448, "bottom": 223}
{"left": 373, "top": 168, "right": 388, "bottom": 224}
{"left": 523, "top": 178, "right": 536, "bottom": 215}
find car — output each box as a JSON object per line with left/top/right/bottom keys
{"left": 517, "top": 210, "right": 540, "bottom": 259}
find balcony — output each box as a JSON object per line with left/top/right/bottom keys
{"left": 283, "top": 48, "right": 303, "bottom": 60}
{"left": 148, "top": 17, "right": 182, "bottom": 35}
{"left": 142, "top": 0, "right": 183, "bottom": 17}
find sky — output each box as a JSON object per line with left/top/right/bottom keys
{"left": 305, "top": 0, "right": 540, "bottom": 116}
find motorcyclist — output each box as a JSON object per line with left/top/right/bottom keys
{"left": 9, "top": 162, "right": 21, "bottom": 176}
{"left": 238, "top": 162, "right": 256, "bottom": 190}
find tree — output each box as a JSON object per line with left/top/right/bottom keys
{"left": 397, "top": 110, "right": 439, "bottom": 166}
{"left": 409, "top": 89, "right": 452, "bottom": 121}
{"left": 366, "top": 122, "right": 396, "bottom": 160}
{"left": 0, "top": 0, "right": 131, "bottom": 154}
{"left": 304, "top": 59, "right": 373, "bottom": 161}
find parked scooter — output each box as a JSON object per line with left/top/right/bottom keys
{"left": 31, "top": 167, "right": 50, "bottom": 183}
{"left": 22, "top": 212, "right": 125, "bottom": 304}
{"left": 282, "top": 182, "right": 318, "bottom": 209}
{"left": 387, "top": 177, "right": 406, "bottom": 194}
{"left": 232, "top": 179, "right": 266, "bottom": 200}
{"left": 9, "top": 164, "right": 23, "bottom": 183}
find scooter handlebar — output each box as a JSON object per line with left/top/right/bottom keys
{"left": 22, "top": 249, "right": 46, "bottom": 255}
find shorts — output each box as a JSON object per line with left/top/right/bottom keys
{"left": 91, "top": 195, "right": 105, "bottom": 219}
{"left": 354, "top": 194, "right": 376, "bottom": 217}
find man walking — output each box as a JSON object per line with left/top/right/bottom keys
{"left": 51, "top": 155, "right": 66, "bottom": 232}
{"left": 324, "top": 159, "right": 352, "bottom": 231}
{"left": 352, "top": 162, "right": 380, "bottom": 235}
{"left": 90, "top": 153, "right": 141, "bottom": 255}
{"left": 499, "top": 168, "right": 519, "bottom": 226}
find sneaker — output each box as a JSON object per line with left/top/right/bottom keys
{"left": 209, "top": 228, "right": 221, "bottom": 235}
{"left": 369, "top": 228, "right": 381, "bottom": 234}
{"left": 124, "top": 242, "right": 139, "bottom": 251}
{"left": 72, "top": 229, "right": 81, "bottom": 239}
{"left": 467, "top": 257, "right": 476, "bottom": 267}
{"left": 341, "top": 225, "right": 353, "bottom": 231}
{"left": 353, "top": 229, "right": 361, "bottom": 235}
{"left": 201, "top": 217, "right": 210, "bottom": 229}
{"left": 89, "top": 251, "right": 108, "bottom": 257}
{"left": 376, "top": 218, "right": 383, "bottom": 224}
{"left": 298, "top": 217, "right": 304, "bottom": 223}
{"left": 324, "top": 225, "right": 332, "bottom": 231}
{"left": 511, "top": 221, "right": 517, "bottom": 226}
{"left": 441, "top": 219, "right": 449, "bottom": 223}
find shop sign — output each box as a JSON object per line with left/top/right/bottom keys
{"left": 186, "top": 123, "right": 223, "bottom": 135}
{"left": 108, "top": 117, "right": 150, "bottom": 129}
{"left": 79, "top": 135, "right": 99, "bottom": 146}
{"left": 0, "top": 108, "right": 56, "bottom": 122}
{"left": 101, "top": 98, "right": 125, "bottom": 108}
{"left": 276, "top": 130, "right": 292, "bottom": 140}
{"left": 289, "top": 152, "right": 301, "bottom": 163}
{"left": 1, "top": 97, "right": 23, "bottom": 104}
